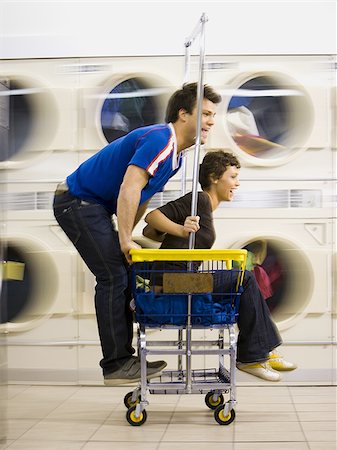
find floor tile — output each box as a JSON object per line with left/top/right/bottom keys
{"left": 294, "top": 403, "right": 336, "bottom": 412}
{"left": 235, "top": 402, "right": 296, "bottom": 413}
{"left": 83, "top": 443, "right": 159, "bottom": 450}
{"left": 161, "top": 422, "right": 234, "bottom": 442}
{"left": 235, "top": 410, "right": 298, "bottom": 422}
{"left": 234, "top": 444, "right": 309, "bottom": 450}
{"left": 18, "top": 419, "right": 101, "bottom": 442}
{"left": 6, "top": 440, "right": 84, "bottom": 449}
{"left": 296, "top": 410, "right": 335, "bottom": 421}
{"left": 233, "top": 421, "right": 306, "bottom": 442}
{"left": 108, "top": 402, "right": 176, "bottom": 422}
{"left": 237, "top": 386, "right": 290, "bottom": 397}
{"left": 6, "top": 401, "right": 66, "bottom": 420}
{"left": 90, "top": 420, "right": 168, "bottom": 442}
{"left": 5, "top": 386, "right": 29, "bottom": 400}
{"left": 0, "top": 441, "right": 14, "bottom": 450}
{"left": 237, "top": 393, "right": 293, "bottom": 404}
{"left": 45, "top": 399, "right": 115, "bottom": 422}
{"left": 308, "top": 443, "right": 337, "bottom": 450}
{"left": 303, "top": 430, "right": 336, "bottom": 442}
{"left": 159, "top": 444, "right": 233, "bottom": 450}
{"left": 301, "top": 421, "right": 336, "bottom": 432}
{"left": 3, "top": 384, "right": 336, "bottom": 450}
{"left": 6, "top": 386, "right": 81, "bottom": 420}
{"left": 291, "top": 394, "right": 336, "bottom": 404}
{"left": 170, "top": 409, "right": 218, "bottom": 424}
{"left": 4, "top": 419, "right": 39, "bottom": 440}
{"left": 289, "top": 386, "right": 336, "bottom": 396}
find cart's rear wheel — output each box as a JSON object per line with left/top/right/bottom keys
{"left": 126, "top": 405, "right": 147, "bottom": 426}
{"left": 214, "top": 404, "right": 235, "bottom": 425}
{"left": 205, "top": 392, "right": 224, "bottom": 410}
{"left": 124, "top": 391, "right": 140, "bottom": 409}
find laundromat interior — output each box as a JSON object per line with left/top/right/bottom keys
{"left": 0, "top": 2, "right": 336, "bottom": 388}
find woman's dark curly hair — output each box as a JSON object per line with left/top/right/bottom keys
{"left": 199, "top": 150, "right": 241, "bottom": 190}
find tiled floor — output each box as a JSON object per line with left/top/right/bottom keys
{"left": 0, "top": 383, "right": 336, "bottom": 449}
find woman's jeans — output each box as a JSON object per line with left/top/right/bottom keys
{"left": 53, "top": 191, "right": 134, "bottom": 375}
{"left": 214, "top": 271, "right": 282, "bottom": 363}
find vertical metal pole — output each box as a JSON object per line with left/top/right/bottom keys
{"left": 180, "top": 31, "right": 192, "bottom": 197}
{"left": 178, "top": 33, "right": 192, "bottom": 373}
{"left": 183, "top": 39, "right": 191, "bottom": 86}
{"left": 180, "top": 157, "right": 187, "bottom": 196}
{"left": 184, "top": 12, "right": 208, "bottom": 393}
{"left": 188, "top": 12, "right": 207, "bottom": 250}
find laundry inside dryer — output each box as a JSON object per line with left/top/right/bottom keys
{"left": 100, "top": 77, "right": 167, "bottom": 143}
{"left": 0, "top": 237, "right": 59, "bottom": 331}
{"left": 243, "top": 238, "right": 314, "bottom": 325}
{"left": 1, "top": 244, "right": 31, "bottom": 323}
{"left": 226, "top": 74, "right": 313, "bottom": 160}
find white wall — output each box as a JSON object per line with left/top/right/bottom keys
{"left": 0, "top": 0, "right": 336, "bottom": 59}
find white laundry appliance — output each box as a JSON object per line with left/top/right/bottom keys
{"left": 1, "top": 182, "right": 82, "bottom": 383}
{"left": 203, "top": 177, "right": 335, "bottom": 384}
{"left": 333, "top": 83, "right": 337, "bottom": 152}
{"left": 77, "top": 55, "right": 186, "bottom": 152}
{"left": 203, "top": 54, "right": 334, "bottom": 180}
{"left": 0, "top": 58, "right": 79, "bottom": 172}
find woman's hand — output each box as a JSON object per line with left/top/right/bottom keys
{"left": 181, "top": 215, "right": 200, "bottom": 238}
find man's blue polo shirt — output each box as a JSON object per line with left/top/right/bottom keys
{"left": 66, "top": 123, "right": 182, "bottom": 214}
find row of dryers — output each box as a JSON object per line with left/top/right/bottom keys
{"left": 1, "top": 175, "right": 335, "bottom": 384}
{"left": 0, "top": 54, "right": 336, "bottom": 180}
{"left": 1, "top": 54, "right": 336, "bottom": 384}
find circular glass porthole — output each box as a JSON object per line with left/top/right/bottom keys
{"left": 237, "top": 237, "right": 314, "bottom": 329}
{"left": 0, "top": 239, "right": 58, "bottom": 332}
{"left": 0, "top": 76, "right": 59, "bottom": 167}
{"left": 0, "top": 245, "right": 33, "bottom": 324}
{"left": 226, "top": 73, "right": 314, "bottom": 164}
{"left": 100, "top": 77, "right": 168, "bottom": 143}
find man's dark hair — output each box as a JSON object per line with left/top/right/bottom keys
{"left": 165, "top": 82, "right": 222, "bottom": 123}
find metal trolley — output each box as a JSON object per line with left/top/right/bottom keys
{"left": 124, "top": 248, "right": 247, "bottom": 426}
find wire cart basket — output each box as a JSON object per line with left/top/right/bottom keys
{"left": 124, "top": 248, "right": 247, "bottom": 426}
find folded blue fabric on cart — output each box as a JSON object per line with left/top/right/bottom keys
{"left": 135, "top": 292, "right": 238, "bottom": 326}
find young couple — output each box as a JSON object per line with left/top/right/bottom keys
{"left": 54, "top": 81, "right": 295, "bottom": 385}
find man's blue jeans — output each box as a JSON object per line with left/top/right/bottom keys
{"left": 53, "top": 191, "right": 134, "bottom": 375}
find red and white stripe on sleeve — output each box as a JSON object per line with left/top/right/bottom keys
{"left": 146, "top": 137, "right": 174, "bottom": 176}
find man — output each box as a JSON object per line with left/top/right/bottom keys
{"left": 53, "top": 82, "right": 221, "bottom": 385}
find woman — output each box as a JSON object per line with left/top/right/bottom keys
{"left": 143, "top": 150, "right": 296, "bottom": 381}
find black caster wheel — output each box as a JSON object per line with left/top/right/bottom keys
{"left": 126, "top": 405, "right": 147, "bottom": 426}
{"left": 205, "top": 391, "right": 224, "bottom": 410}
{"left": 124, "top": 391, "right": 140, "bottom": 409}
{"left": 214, "top": 404, "right": 236, "bottom": 425}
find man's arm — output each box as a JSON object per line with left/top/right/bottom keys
{"left": 117, "top": 165, "right": 149, "bottom": 263}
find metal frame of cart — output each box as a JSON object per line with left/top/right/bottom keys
{"left": 124, "top": 248, "right": 247, "bottom": 426}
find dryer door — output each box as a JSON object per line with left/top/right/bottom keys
{"left": 79, "top": 73, "right": 171, "bottom": 151}
{"left": 100, "top": 77, "right": 167, "bottom": 143}
{"left": 0, "top": 76, "right": 59, "bottom": 168}
{"left": 225, "top": 73, "right": 314, "bottom": 165}
{"left": 0, "top": 235, "right": 75, "bottom": 333}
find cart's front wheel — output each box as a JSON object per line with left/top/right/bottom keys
{"left": 124, "top": 391, "right": 140, "bottom": 409}
{"left": 214, "top": 404, "right": 235, "bottom": 425}
{"left": 205, "top": 392, "right": 224, "bottom": 410}
{"left": 126, "top": 405, "right": 147, "bottom": 426}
